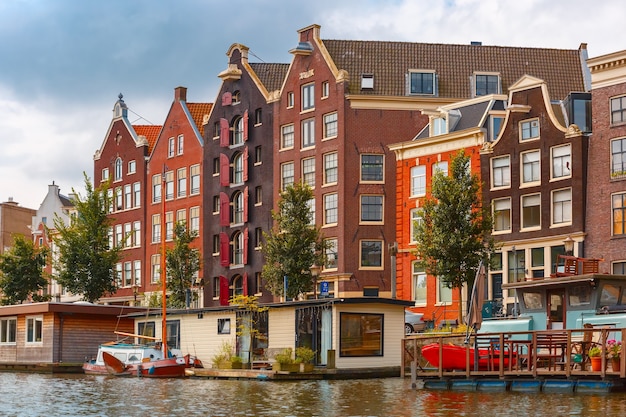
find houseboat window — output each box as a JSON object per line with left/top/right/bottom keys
{"left": 166, "top": 320, "right": 180, "bottom": 350}
{"left": 26, "top": 316, "right": 43, "bottom": 343}
{"left": 218, "top": 318, "right": 231, "bottom": 334}
{"left": 0, "top": 318, "right": 16, "bottom": 343}
{"left": 599, "top": 284, "right": 621, "bottom": 307}
{"left": 568, "top": 285, "right": 592, "bottom": 307}
{"left": 138, "top": 322, "right": 155, "bottom": 340}
{"left": 339, "top": 313, "right": 383, "bottom": 357}
{"left": 522, "top": 291, "right": 543, "bottom": 310}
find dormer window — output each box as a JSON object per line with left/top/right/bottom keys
{"left": 408, "top": 71, "right": 436, "bottom": 95}
{"left": 432, "top": 117, "right": 447, "bottom": 136}
{"left": 361, "top": 74, "right": 374, "bottom": 90}
{"left": 473, "top": 73, "right": 501, "bottom": 96}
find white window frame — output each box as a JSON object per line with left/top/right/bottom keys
{"left": 281, "top": 162, "right": 294, "bottom": 191}
{"left": 408, "top": 70, "right": 436, "bottom": 95}
{"left": 552, "top": 188, "right": 572, "bottom": 226}
{"left": 302, "top": 83, "right": 314, "bottom": 111}
{"left": 128, "top": 160, "right": 136, "bottom": 175}
{"left": 551, "top": 144, "right": 571, "bottom": 180}
{"left": 190, "top": 164, "right": 200, "bottom": 195}
{"left": 177, "top": 167, "right": 187, "bottom": 197}
{"left": 281, "top": 124, "right": 294, "bottom": 149}
{"left": 520, "top": 118, "right": 540, "bottom": 141}
{"left": 323, "top": 112, "right": 337, "bottom": 139}
{"left": 611, "top": 95, "right": 626, "bottom": 125}
{"left": 359, "top": 239, "right": 383, "bottom": 269}
{"left": 410, "top": 209, "right": 422, "bottom": 243}
{"left": 26, "top": 316, "right": 43, "bottom": 344}
{"left": 473, "top": 72, "right": 501, "bottom": 97}
{"left": 287, "top": 92, "right": 294, "bottom": 108}
{"left": 521, "top": 193, "right": 541, "bottom": 231}
{"left": 168, "top": 137, "right": 175, "bottom": 157}
{"left": 491, "top": 155, "right": 511, "bottom": 189}
{"left": 360, "top": 195, "right": 384, "bottom": 224}
{"left": 102, "top": 168, "right": 109, "bottom": 182}
{"left": 492, "top": 197, "right": 512, "bottom": 233}
{"left": 323, "top": 152, "right": 338, "bottom": 185}
{"left": 177, "top": 134, "right": 184, "bottom": 155}
{"left": 360, "top": 154, "right": 384, "bottom": 183}
{"left": 324, "top": 193, "right": 338, "bottom": 226}
{"left": 432, "top": 161, "right": 448, "bottom": 177}
{"left": 321, "top": 81, "right": 329, "bottom": 98}
{"left": 302, "top": 118, "right": 315, "bottom": 148}
{"left": 412, "top": 263, "right": 427, "bottom": 306}
{"left": 410, "top": 165, "right": 426, "bottom": 197}
{"left": 0, "top": 317, "right": 17, "bottom": 344}
{"left": 521, "top": 150, "right": 541, "bottom": 186}
{"left": 324, "top": 238, "right": 338, "bottom": 270}
{"left": 302, "top": 157, "right": 315, "bottom": 188}
{"left": 436, "top": 277, "right": 453, "bottom": 305}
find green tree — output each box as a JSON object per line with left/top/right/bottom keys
{"left": 0, "top": 234, "right": 50, "bottom": 305}
{"left": 52, "top": 174, "right": 121, "bottom": 303}
{"left": 413, "top": 151, "right": 496, "bottom": 320}
{"left": 261, "top": 182, "right": 327, "bottom": 299}
{"left": 166, "top": 221, "right": 201, "bottom": 308}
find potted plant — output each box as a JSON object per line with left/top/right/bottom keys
{"left": 295, "top": 346, "right": 316, "bottom": 372}
{"left": 211, "top": 340, "right": 242, "bottom": 369}
{"left": 607, "top": 339, "right": 622, "bottom": 371}
{"left": 272, "top": 348, "right": 299, "bottom": 372}
{"left": 588, "top": 345, "right": 603, "bottom": 371}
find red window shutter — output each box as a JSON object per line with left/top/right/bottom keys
{"left": 222, "top": 92, "right": 232, "bottom": 107}
{"left": 220, "top": 153, "right": 230, "bottom": 187}
{"left": 243, "top": 272, "right": 248, "bottom": 296}
{"left": 219, "top": 275, "right": 229, "bottom": 306}
{"left": 242, "top": 146, "right": 249, "bottom": 182}
{"left": 243, "top": 227, "right": 249, "bottom": 265}
{"left": 243, "top": 110, "right": 249, "bottom": 142}
{"left": 220, "top": 118, "right": 229, "bottom": 147}
{"left": 243, "top": 186, "right": 249, "bottom": 223}
{"left": 220, "top": 233, "right": 230, "bottom": 267}
{"left": 220, "top": 192, "right": 230, "bottom": 227}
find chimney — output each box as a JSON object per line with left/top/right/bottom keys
{"left": 471, "top": 41, "right": 482, "bottom": 46}
{"left": 175, "top": 86, "right": 187, "bottom": 102}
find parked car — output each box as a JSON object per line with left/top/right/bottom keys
{"left": 405, "top": 310, "right": 426, "bottom": 334}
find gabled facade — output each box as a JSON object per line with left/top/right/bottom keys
{"left": 586, "top": 50, "right": 626, "bottom": 274}
{"left": 203, "top": 44, "right": 288, "bottom": 306}
{"left": 145, "top": 87, "right": 211, "bottom": 307}
{"left": 0, "top": 198, "right": 35, "bottom": 255}
{"left": 93, "top": 95, "right": 160, "bottom": 305}
{"left": 389, "top": 95, "right": 506, "bottom": 325}
{"left": 480, "top": 76, "right": 589, "bottom": 322}
{"left": 31, "top": 182, "right": 76, "bottom": 301}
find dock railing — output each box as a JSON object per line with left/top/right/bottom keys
{"left": 402, "top": 327, "right": 626, "bottom": 379}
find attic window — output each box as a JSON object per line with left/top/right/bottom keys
{"left": 408, "top": 71, "right": 437, "bottom": 95}
{"left": 361, "top": 74, "right": 374, "bottom": 90}
{"left": 232, "top": 91, "right": 241, "bottom": 104}
{"left": 473, "top": 73, "right": 501, "bottom": 97}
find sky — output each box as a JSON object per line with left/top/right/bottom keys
{"left": 0, "top": 0, "right": 624, "bottom": 209}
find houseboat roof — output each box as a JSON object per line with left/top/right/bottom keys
{"left": 0, "top": 302, "right": 147, "bottom": 317}
{"left": 502, "top": 274, "right": 626, "bottom": 291}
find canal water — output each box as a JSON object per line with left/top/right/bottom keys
{"left": 2, "top": 373, "right": 626, "bottom": 416}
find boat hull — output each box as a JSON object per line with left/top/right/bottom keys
{"left": 421, "top": 343, "right": 516, "bottom": 371}
{"left": 102, "top": 351, "right": 188, "bottom": 378}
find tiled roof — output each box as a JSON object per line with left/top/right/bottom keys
{"left": 452, "top": 101, "right": 492, "bottom": 132}
{"left": 322, "top": 40, "right": 586, "bottom": 100}
{"left": 187, "top": 103, "right": 213, "bottom": 137}
{"left": 133, "top": 125, "right": 162, "bottom": 152}
{"left": 250, "top": 63, "right": 290, "bottom": 92}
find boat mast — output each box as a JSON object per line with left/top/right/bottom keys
{"left": 160, "top": 166, "right": 168, "bottom": 357}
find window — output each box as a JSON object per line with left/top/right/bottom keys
{"left": 611, "top": 138, "right": 626, "bottom": 177}
{"left": 233, "top": 232, "right": 244, "bottom": 265}
{"left": 255, "top": 146, "right": 262, "bottom": 164}
{"left": 474, "top": 73, "right": 500, "bottom": 96}
{"left": 360, "top": 240, "right": 382, "bottom": 268}
{"left": 493, "top": 198, "right": 511, "bottom": 232}
{"left": 102, "top": 168, "right": 109, "bottom": 182}
{"left": 302, "top": 158, "right": 315, "bottom": 188}
{"left": 190, "top": 207, "right": 199, "bottom": 233}
{"left": 254, "top": 227, "right": 263, "bottom": 248}
{"left": 520, "top": 119, "right": 540, "bottom": 141}
{"left": 152, "top": 214, "right": 161, "bottom": 243}
{"left": 212, "top": 277, "right": 220, "bottom": 298}
{"left": 124, "top": 223, "right": 131, "bottom": 248}
{"left": 151, "top": 254, "right": 160, "bottom": 283}
{"left": 302, "top": 83, "right": 314, "bottom": 111}
{"left": 124, "top": 261, "right": 132, "bottom": 286}
{"left": 255, "top": 186, "right": 262, "bottom": 205}
{"left": 324, "top": 193, "right": 338, "bottom": 225}
{"left": 491, "top": 156, "right": 510, "bottom": 188}
{"left": 281, "top": 124, "right": 294, "bottom": 149}
{"left": 0, "top": 318, "right": 16, "bottom": 344}
{"left": 212, "top": 235, "right": 220, "bottom": 255}
{"left": 409, "top": 71, "right": 435, "bottom": 95}
{"left": 176, "top": 168, "right": 186, "bottom": 197}
{"left": 213, "top": 121, "right": 220, "bottom": 138}
{"left": 232, "top": 192, "right": 244, "bottom": 224}
{"left": 176, "top": 208, "right": 186, "bottom": 225}
{"left": 324, "top": 153, "right": 338, "bottom": 185}
{"left": 281, "top": 162, "right": 294, "bottom": 191}
{"left": 302, "top": 118, "right": 315, "bottom": 148}
{"left": 168, "top": 137, "right": 175, "bottom": 157}
{"left": 410, "top": 209, "right": 422, "bottom": 243}
{"left": 522, "top": 194, "right": 541, "bottom": 229}
{"left": 115, "top": 263, "right": 122, "bottom": 287}
{"left": 177, "top": 135, "right": 184, "bottom": 155}
{"left": 612, "top": 192, "right": 626, "bottom": 235}
{"left": 133, "top": 182, "right": 141, "bottom": 208}
{"left": 26, "top": 316, "right": 43, "bottom": 343}
{"left": 190, "top": 165, "right": 200, "bottom": 194}
{"left": 232, "top": 91, "right": 240, "bottom": 104}
{"left": 128, "top": 160, "right": 136, "bottom": 174}
{"left": 115, "top": 187, "right": 122, "bottom": 210}
{"left": 133, "top": 221, "right": 141, "bottom": 247}
{"left": 552, "top": 188, "right": 572, "bottom": 225}
{"left": 166, "top": 320, "right": 180, "bottom": 350}
{"left": 114, "top": 157, "right": 122, "bottom": 181}
{"left": 437, "top": 278, "right": 452, "bottom": 303}
{"left": 165, "top": 171, "right": 174, "bottom": 200}
{"left": 254, "top": 108, "right": 262, "bottom": 125}
{"left": 360, "top": 195, "right": 383, "bottom": 222}
{"left": 613, "top": 262, "right": 626, "bottom": 275}
{"left": 217, "top": 318, "right": 231, "bottom": 335}
{"left": 412, "top": 263, "right": 427, "bottom": 305}
{"left": 522, "top": 150, "right": 540, "bottom": 184}
{"left": 212, "top": 196, "right": 220, "bottom": 214}
{"left": 212, "top": 157, "right": 220, "bottom": 175}
{"left": 232, "top": 153, "right": 244, "bottom": 185}
{"left": 432, "top": 161, "right": 448, "bottom": 177}
{"left": 339, "top": 313, "right": 383, "bottom": 357}
{"left": 432, "top": 117, "right": 446, "bottom": 135}
{"left": 361, "top": 154, "right": 384, "bottom": 182}
{"left": 611, "top": 96, "right": 626, "bottom": 125}
{"left": 138, "top": 322, "right": 155, "bottom": 339}
{"left": 165, "top": 212, "right": 174, "bottom": 241}
{"left": 531, "top": 247, "right": 545, "bottom": 279}
{"left": 124, "top": 184, "right": 132, "bottom": 209}
{"left": 552, "top": 145, "right": 571, "bottom": 179}
{"left": 233, "top": 117, "right": 244, "bottom": 146}
{"left": 361, "top": 74, "right": 374, "bottom": 90}
{"left": 287, "top": 92, "right": 294, "bottom": 108}
{"left": 322, "top": 81, "right": 329, "bottom": 98}
{"left": 410, "top": 165, "right": 426, "bottom": 197}
{"left": 324, "top": 238, "right": 338, "bottom": 269}
{"left": 490, "top": 115, "right": 504, "bottom": 140}
{"left": 323, "top": 112, "right": 337, "bottom": 138}
{"left": 115, "top": 224, "right": 123, "bottom": 247}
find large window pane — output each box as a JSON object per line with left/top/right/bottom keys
{"left": 339, "top": 313, "right": 383, "bottom": 357}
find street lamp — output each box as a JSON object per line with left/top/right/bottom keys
{"left": 310, "top": 264, "right": 321, "bottom": 299}
{"left": 563, "top": 236, "right": 575, "bottom": 256}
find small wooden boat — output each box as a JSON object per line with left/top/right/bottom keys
{"left": 102, "top": 351, "right": 188, "bottom": 378}
{"left": 421, "top": 343, "right": 516, "bottom": 371}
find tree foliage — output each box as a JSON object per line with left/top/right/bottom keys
{"left": 0, "top": 234, "right": 50, "bottom": 305}
{"left": 261, "top": 182, "right": 327, "bottom": 299}
{"left": 230, "top": 294, "right": 268, "bottom": 363}
{"left": 413, "top": 151, "right": 496, "bottom": 318}
{"left": 166, "top": 221, "right": 201, "bottom": 308}
{"left": 52, "top": 174, "right": 121, "bottom": 303}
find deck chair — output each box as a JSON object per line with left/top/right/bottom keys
{"left": 571, "top": 324, "right": 597, "bottom": 370}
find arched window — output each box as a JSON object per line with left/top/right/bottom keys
{"left": 232, "top": 153, "right": 244, "bottom": 185}
{"left": 232, "top": 274, "right": 243, "bottom": 296}
{"left": 232, "top": 116, "right": 244, "bottom": 146}
{"left": 232, "top": 191, "right": 244, "bottom": 224}
{"left": 232, "top": 231, "right": 244, "bottom": 266}
{"left": 114, "top": 157, "right": 123, "bottom": 181}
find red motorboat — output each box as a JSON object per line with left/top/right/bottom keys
{"left": 421, "top": 343, "right": 516, "bottom": 371}
{"left": 102, "top": 351, "right": 188, "bottom": 378}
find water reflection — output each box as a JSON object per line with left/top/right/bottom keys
{"left": 1, "top": 373, "right": 626, "bottom": 416}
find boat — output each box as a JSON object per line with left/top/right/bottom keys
{"left": 421, "top": 342, "right": 517, "bottom": 371}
